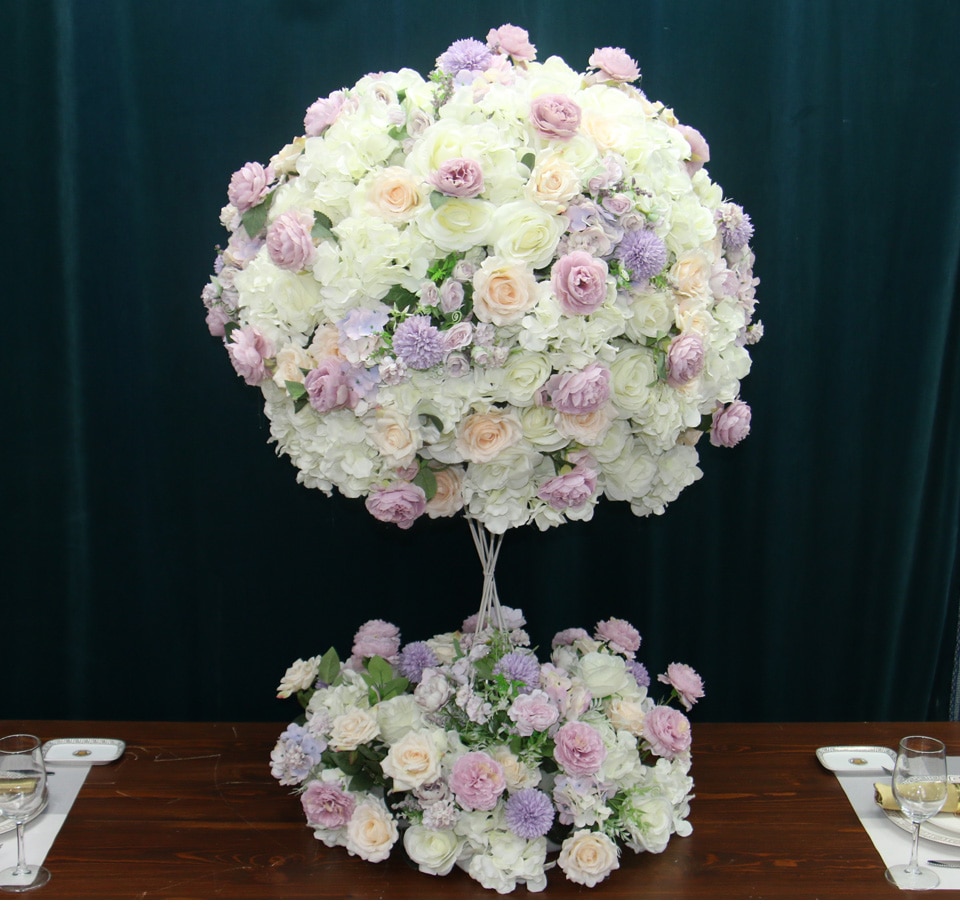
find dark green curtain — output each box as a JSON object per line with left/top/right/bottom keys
{"left": 4, "top": 0, "right": 959, "bottom": 724}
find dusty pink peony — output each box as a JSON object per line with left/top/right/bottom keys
{"left": 537, "top": 466, "right": 597, "bottom": 510}
{"left": 529, "top": 94, "right": 581, "bottom": 140}
{"left": 301, "top": 780, "right": 356, "bottom": 828}
{"left": 643, "top": 705, "right": 692, "bottom": 757}
{"left": 587, "top": 46, "right": 640, "bottom": 83}
{"left": 543, "top": 363, "right": 611, "bottom": 415}
{"left": 666, "top": 334, "right": 705, "bottom": 387}
{"left": 304, "top": 91, "right": 346, "bottom": 136}
{"left": 266, "top": 209, "right": 316, "bottom": 271}
{"left": 508, "top": 691, "right": 560, "bottom": 736}
{"left": 428, "top": 158, "right": 485, "bottom": 197}
{"left": 226, "top": 325, "right": 274, "bottom": 385}
{"left": 227, "top": 161, "right": 274, "bottom": 213}
{"left": 551, "top": 251, "right": 609, "bottom": 316}
{"left": 352, "top": 619, "right": 402, "bottom": 661}
{"left": 449, "top": 751, "right": 506, "bottom": 810}
{"left": 709, "top": 400, "right": 752, "bottom": 447}
{"left": 594, "top": 618, "right": 641, "bottom": 659}
{"left": 305, "top": 358, "right": 361, "bottom": 413}
{"left": 658, "top": 662, "right": 705, "bottom": 710}
{"left": 487, "top": 24, "right": 536, "bottom": 62}
{"left": 554, "top": 721, "right": 607, "bottom": 777}
{"left": 364, "top": 483, "right": 426, "bottom": 530}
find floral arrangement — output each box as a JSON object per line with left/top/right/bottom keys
{"left": 271, "top": 610, "right": 704, "bottom": 892}
{"left": 202, "top": 24, "right": 761, "bottom": 535}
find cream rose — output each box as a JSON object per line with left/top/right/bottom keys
{"left": 424, "top": 465, "right": 465, "bottom": 518}
{"left": 558, "top": 830, "right": 620, "bottom": 887}
{"left": 345, "top": 797, "right": 398, "bottom": 862}
{"left": 456, "top": 409, "right": 523, "bottom": 463}
{"left": 380, "top": 730, "right": 442, "bottom": 791}
{"left": 472, "top": 257, "right": 540, "bottom": 326}
{"left": 366, "top": 166, "right": 424, "bottom": 222}
{"left": 276, "top": 656, "right": 321, "bottom": 698}
{"left": 577, "top": 651, "right": 630, "bottom": 697}
{"left": 525, "top": 152, "right": 581, "bottom": 212}
{"left": 605, "top": 695, "right": 646, "bottom": 735}
{"left": 670, "top": 249, "right": 713, "bottom": 299}
{"left": 272, "top": 344, "right": 316, "bottom": 389}
{"left": 329, "top": 708, "right": 380, "bottom": 751}
{"left": 369, "top": 408, "right": 420, "bottom": 469}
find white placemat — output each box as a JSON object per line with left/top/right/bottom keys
{"left": 835, "top": 756, "right": 960, "bottom": 891}
{"left": 0, "top": 765, "right": 89, "bottom": 867}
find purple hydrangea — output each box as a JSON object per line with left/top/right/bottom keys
{"left": 493, "top": 651, "right": 541, "bottom": 690}
{"left": 625, "top": 660, "right": 651, "bottom": 687}
{"left": 398, "top": 641, "right": 439, "bottom": 684}
{"left": 504, "top": 788, "right": 555, "bottom": 839}
{"left": 617, "top": 229, "right": 668, "bottom": 281}
{"left": 436, "top": 39, "right": 493, "bottom": 78}
{"left": 392, "top": 315, "right": 445, "bottom": 370}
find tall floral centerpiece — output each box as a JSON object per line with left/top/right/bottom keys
{"left": 203, "top": 24, "right": 759, "bottom": 891}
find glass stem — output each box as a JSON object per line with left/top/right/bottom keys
{"left": 14, "top": 819, "right": 29, "bottom": 876}
{"left": 907, "top": 820, "right": 922, "bottom": 874}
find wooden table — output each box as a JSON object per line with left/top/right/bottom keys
{"left": 3, "top": 720, "right": 958, "bottom": 899}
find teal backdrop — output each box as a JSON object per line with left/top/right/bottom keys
{"left": 4, "top": 0, "right": 959, "bottom": 724}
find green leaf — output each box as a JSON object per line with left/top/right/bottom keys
{"left": 317, "top": 647, "right": 342, "bottom": 686}
{"left": 222, "top": 321, "right": 241, "bottom": 341}
{"left": 366, "top": 655, "right": 395, "bottom": 687}
{"left": 520, "top": 151, "right": 536, "bottom": 170}
{"left": 429, "top": 190, "right": 447, "bottom": 210}
{"left": 379, "top": 678, "right": 410, "bottom": 701}
{"left": 383, "top": 285, "right": 419, "bottom": 311}
{"left": 241, "top": 195, "right": 272, "bottom": 238}
{"left": 413, "top": 462, "right": 438, "bottom": 501}
{"left": 388, "top": 125, "right": 407, "bottom": 141}
{"left": 285, "top": 380, "right": 307, "bottom": 400}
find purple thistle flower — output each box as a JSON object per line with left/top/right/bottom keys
{"left": 398, "top": 641, "right": 438, "bottom": 684}
{"left": 505, "top": 788, "right": 555, "bottom": 839}
{"left": 436, "top": 39, "right": 493, "bottom": 78}
{"left": 617, "top": 229, "right": 668, "bottom": 281}
{"left": 392, "top": 315, "right": 445, "bottom": 369}
{"left": 625, "top": 660, "right": 651, "bottom": 687}
{"left": 716, "top": 203, "right": 754, "bottom": 251}
{"left": 493, "top": 652, "right": 541, "bottom": 690}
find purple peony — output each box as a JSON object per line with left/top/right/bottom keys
{"left": 505, "top": 788, "right": 555, "bottom": 839}
{"left": 537, "top": 467, "right": 597, "bottom": 510}
{"left": 304, "top": 90, "right": 346, "bottom": 137}
{"left": 617, "top": 228, "right": 668, "bottom": 281}
{"left": 398, "top": 641, "right": 438, "bottom": 684}
{"left": 709, "top": 400, "right": 752, "bottom": 447}
{"left": 587, "top": 46, "right": 640, "bottom": 83}
{"left": 508, "top": 690, "right": 560, "bottom": 735}
{"left": 392, "top": 315, "right": 445, "bottom": 370}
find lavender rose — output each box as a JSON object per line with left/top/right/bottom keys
{"left": 643, "top": 705, "right": 693, "bottom": 757}
{"left": 266, "top": 209, "right": 316, "bottom": 271}
{"left": 429, "top": 157, "right": 485, "bottom": 198}
{"left": 709, "top": 400, "right": 752, "bottom": 447}
{"left": 301, "top": 780, "right": 356, "bottom": 829}
{"left": 529, "top": 94, "right": 582, "bottom": 140}
{"left": 553, "top": 721, "right": 607, "bottom": 777}
{"left": 551, "top": 251, "right": 609, "bottom": 316}
{"left": 364, "top": 483, "right": 427, "bottom": 530}
{"left": 449, "top": 751, "right": 506, "bottom": 810}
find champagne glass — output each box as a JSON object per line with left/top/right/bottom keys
{"left": 0, "top": 734, "right": 51, "bottom": 892}
{"left": 884, "top": 735, "right": 948, "bottom": 890}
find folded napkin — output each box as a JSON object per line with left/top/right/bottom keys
{"left": 874, "top": 782, "right": 960, "bottom": 813}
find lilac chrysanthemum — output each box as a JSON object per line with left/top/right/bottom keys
{"left": 716, "top": 203, "right": 754, "bottom": 250}
{"left": 436, "top": 38, "right": 493, "bottom": 77}
{"left": 617, "top": 229, "right": 668, "bottom": 280}
{"left": 392, "top": 315, "right": 445, "bottom": 369}
{"left": 398, "top": 641, "right": 438, "bottom": 684}
{"left": 625, "top": 660, "right": 651, "bottom": 688}
{"left": 493, "top": 652, "right": 541, "bottom": 690}
{"left": 505, "top": 788, "right": 555, "bottom": 839}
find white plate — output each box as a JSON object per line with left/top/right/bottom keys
{"left": 884, "top": 776, "right": 960, "bottom": 847}
{"left": 42, "top": 738, "right": 125, "bottom": 765}
{"left": 816, "top": 745, "right": 897, "bottom": 774}
{"left": 0, "top": 791, "right": 48, "bottom": 836}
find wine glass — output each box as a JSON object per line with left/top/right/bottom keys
{"left": 0, "top": 734, "right": 51, "bottom": 892}
{"left": 884, "top": 735, "right": 948, "bottom": 890}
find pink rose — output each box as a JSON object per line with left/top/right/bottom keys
{"left": 266, "top": 209, "right": 316, "bottom": 271}
{"left": 594, "top": 618, "right": 641, "bottom": 659}
{"left": 428, "top": 158, "right": 485, "bottom": 198}
{"left": 305, "top": 358, "right": 360, "bottom": 413}
{"left": 666, "top": 334, "right": 705, "bottom": 387}
{"left": 364, "top": 482, "right": 426, "bottom": 530}
{"left": 643, "top": 705, "right": 692, "bottom": 757}
{"left": 529, "top": 94, "right": 581, "bottom": 140}
{"left": 352, "top": 619, "right": 401, "bottom": 661}
{"left": 658, "top": 662, "right": 705, "bottom": 710}
{"left": 487, "top": 24, "right": 536, "bottom": 62}
{"left": 226, "top": 325, "right": 274, "bottom": 385}
{"left": 508, "top": 691, "right": 560, "bottom": 736}
{"left": 551, "top": 251, "right": 609, "bottom": 316}
{"left": 542, "top": 363, "right": 611, "bottom": 415}
{"left": 304, "top": 91, "right": 346, "bottom": 136}
{"left": 449, "top": 752, "right": 506, "bottom": 810}
{"left": 587, "top": 47, "right": 640, "bottom": 83}
{"left": 227, "top": 161, "right": 274, "bottom": 213}
{"left": 554, "top": 722, "right": 607, "bottom": 777}
{"left": 301, "top": 781, "right": 356, "bottom": 828}
{"left": 709, "top": 400, "right": 752, "bottom": 447}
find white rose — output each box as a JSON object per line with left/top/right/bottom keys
{"left": 490, "top": 201, "right": 564, "bottom": 268}
{"left": 345, "top": 797, "right": 398, "bottom": 863}
{"left": 276, "top": 656, "right": 321, "bottom": 698}
{"left": 376, "top": 695, "right": 424, "bottom": 745}
{"left": 368, "top": 408, "right": 420, "bottom": 469}
{"left": 499, "top": 351, "right": 552, "bottom": 406}
{"left": 622, "top": 794, "right": 674, "bottom": 854}
{"left": 519, "top": 406, "right": 567, "bottom": 452}
{"left": 328, "top": 707, "right": 380, "bottom": 751}
{"left": 417, "top": 197, "right": 495, "bottom": 252}
{"left": 557, "top": 830, "right": 620, "bottom": 887}
{"left": 403, "top": 825, "right": 464, "bottom": 876}
{"left": 577, "top": 651, "right": 630, "bottom": 697}
{"left": 381, "top": 729, "right": 443, "bottom": 791}
{"left": 414, "top": 667, "right": 454, "bottom": 712}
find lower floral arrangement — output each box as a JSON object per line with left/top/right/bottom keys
{"left": 270, "top": 610, "right": 704, "bottom": 893}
